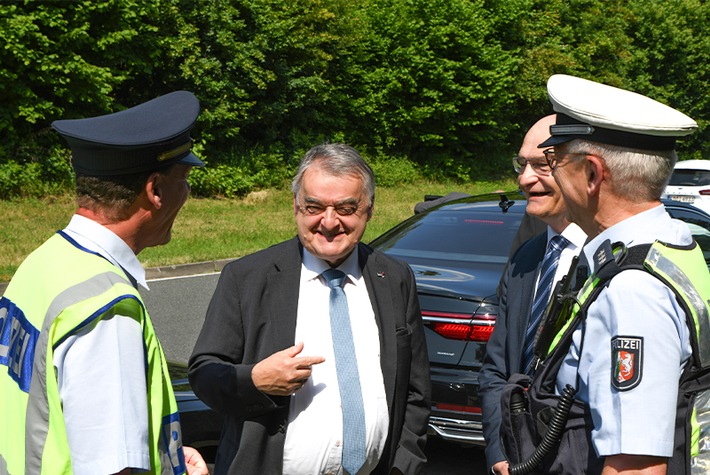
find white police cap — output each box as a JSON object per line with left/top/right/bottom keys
{"left": 52, "top": 91, "right": 204, "bottom": 176}
{"left": 539, "top": 74, "right": 697, "bottom": 151}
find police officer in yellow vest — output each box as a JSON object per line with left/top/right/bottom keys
{"left": 498, "top": 75, "right": 708, "bottom": 475}
{"left": 0, "top": 91, "right": 209, "bottom": 475}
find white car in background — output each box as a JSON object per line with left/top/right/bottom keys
{"left": 663, "top": 160, "right": 710, "bottom": 214}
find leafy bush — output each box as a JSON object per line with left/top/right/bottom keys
{"left": 0, "top": 140, "right": 73, "bottom": 199}
{"left": 0, "top": 161, "right": 32, "bottom": 198}
{"left": 188, "top": 164, "right": 254, "bottom": 198}
{"left": 0, "top": 159, "right": 72, "bottom": 199}
{"left": 0, "top": 0, "right": 707, "bottom": 200}
{"left": 367, "top": 153, "right": 420, "bottom": 187}
{"left": 188, "top": 145, "right": 297, "bottom": 197}
{"left": 346, "top": 0, "right": 523, "bottom": 168}
{"left": 418, "top": 154, "right": 472, "bottom": 183}
{"left": 219, "top": 146, "right": 296, "bottom": 190}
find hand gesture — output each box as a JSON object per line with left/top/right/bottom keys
{"left": 251, "top": 342, "right": 325, "bottom": 396}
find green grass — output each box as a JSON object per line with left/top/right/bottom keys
{"left": 0, "top": 178, "right": 517, "bottom": 282}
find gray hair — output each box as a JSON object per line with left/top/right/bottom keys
{"left": 291, "top": 143, "right": 375, "bottom": 207}
{"left": 565, "top": 140, "right": 676, "bottom": 201}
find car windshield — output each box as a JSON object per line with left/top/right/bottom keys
{"left": 669, "top": 169, "right": 710, "bottom": 187}
{"left": 374, "top": 206, "right": 523, "bottom": 265}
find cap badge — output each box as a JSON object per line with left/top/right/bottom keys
{"left": 157, "top": 139, "right": 193, "bottom": 162}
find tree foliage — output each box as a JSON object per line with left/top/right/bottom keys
{"left": 0, "top": 1, "right": 162, "bottom": 138}
{"left": 511, "top": 0, "right": 709, "bottom": 158}
{"left": 0, "top": 0, "right": 707, "bottom": 198}
{"left": 345, "top": 0, "right": 524, "bottom": 176}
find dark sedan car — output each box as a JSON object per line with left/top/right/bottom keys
{"left": 368, "top": 192, "right": 710, "bottom": 446}
{"left": 369, "top": 192, "right": 527, "bottom": 446}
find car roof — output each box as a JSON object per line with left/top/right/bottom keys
{"left": 674, "top": 159, "right": 710, "bottom": 171}
{"left": 661, "top": 197, "right": 710, "bottom": 214}
{"left": 415, "top": 191, "right": 527, "bottom": 215}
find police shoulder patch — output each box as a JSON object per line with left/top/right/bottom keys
{"left": 611, "top": 336, "right": 643, "bottom": 391}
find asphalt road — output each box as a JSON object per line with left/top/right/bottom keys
{"left": 141, "top": 271, "right": 488, "bottom": 474}
{"left": 141, "top": 272, "right": 220, "bottom": 364}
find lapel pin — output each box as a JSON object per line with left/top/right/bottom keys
{"left": 377, "top": 272, "right": 385, "bottom": 279}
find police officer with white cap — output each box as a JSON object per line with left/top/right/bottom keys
{"left": 0, "top": 92, "right": 209, "bottom": 474}
{"left": 497, "top": 75, "right": 710, "bottom": 475}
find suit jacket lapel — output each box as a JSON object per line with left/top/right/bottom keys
{"left": 266, "top": 237, "right": 303, "bottom": 351}
{"left": 516, "top": 233, "right": 548, "bottom": 344}
{"left": 359, "top": 244, "right": 397, "bottom": 408}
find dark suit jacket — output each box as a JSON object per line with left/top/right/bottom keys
{"left": 188, "top": 237, "right": 431, "bottom": 475}
{"left": 497, "top": 212, "right": 547, "bottom": 300}
{"left": 478, "top": 231, "right": 547, "bottom": 469}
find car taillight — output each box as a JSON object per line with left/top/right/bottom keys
{"left": 434, "top": 402, "right": 482, "bottom": 414}
{"left": 700, "top": 189, "right": 710, "bottom": 196}
{"left": 422, "top": 310, "right": 496, "bottom": 342}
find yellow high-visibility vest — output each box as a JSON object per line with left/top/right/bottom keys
{"left": 0, "top": 232, "right": 186, "bottom": 474}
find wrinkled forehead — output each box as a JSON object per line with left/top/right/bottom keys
{"left": 300, "top": 168, "right": 366, "bottom": 200}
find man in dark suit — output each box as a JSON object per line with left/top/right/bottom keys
{"left": 188, "top": 143, "right": 430, "bottom": 475}
{"left": 478, "top": 115, "right": 586, "bottom": 475}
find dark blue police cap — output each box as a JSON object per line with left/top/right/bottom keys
{"left": 52, "top": 91, "right": 204, "bottom": 176}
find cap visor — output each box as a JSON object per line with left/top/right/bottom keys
{"left": 538, "top": 135, "right": 573, "bottom": 148}
{"left": 176, "top": 152, "right": 205, "bottom": 167}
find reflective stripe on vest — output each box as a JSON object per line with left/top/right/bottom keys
{"left": 645, "top": 242, "right": 710, "bottom": 472}
{"left": 28, "top": 272, "right": 139, "bottom": 474}
{"left": 644, "top": 244, "right": 710, "bottom": 366}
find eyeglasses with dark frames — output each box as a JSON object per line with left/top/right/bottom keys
{"left": 298, "top": 202, "right": 363, "bottom": 217}
{"left": 543, "top": 149, "right": 593, "bottom": 171}
{"left": 512, "top": 156, "right": 552, "bottom": 176}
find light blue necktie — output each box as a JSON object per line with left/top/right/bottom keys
{"left": 322, "top": 268, "right": 366, "bottom": 475}
{"left": 522, "top": 235, "right": 569, "bottom": 375}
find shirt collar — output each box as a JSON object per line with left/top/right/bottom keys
{"left": 582, "top": 204, "right": 693, "bottom": 273}
{"left": 550, "top": 222, "right": 587, "bottom": 251}
{"left": 64, "top": 214, "right": 148, "bottom": 289}
{"left": 301, "top": 247, "right": 362, "bottom": 285}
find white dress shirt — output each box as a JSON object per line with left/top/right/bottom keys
{"left": 535, "top": 222, "right": 587, "bottom": 296}
{"left": 283, "top": 248, "right": 389, "bottom": 475}
{"left": 54, "top": 214, "right": 150, "bottom": 474}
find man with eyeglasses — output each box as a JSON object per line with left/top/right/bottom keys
{"left": 188, "top": 143, "right": 430, "bottom": 474}
{"left": 499, "top": 74, "right": 709, "bottom": 475}
{"left": 479, "top": 114, "right": 586, "bottom": 475}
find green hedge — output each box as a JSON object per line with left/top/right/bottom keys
{"left": 0, "top": 0, "right": 707, "bottom": 199}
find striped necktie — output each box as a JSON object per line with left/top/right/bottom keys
{"left": 522, "top": 235, "right": 569, "bottom": 375}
